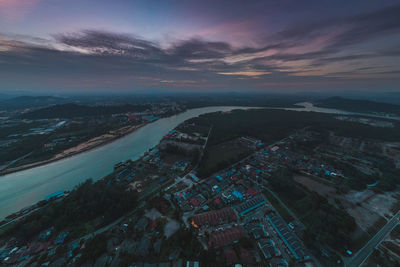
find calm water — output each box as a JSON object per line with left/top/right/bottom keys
{"left": 1, "top": 103, "right": 398, "bottom": 219}
{"left": 0, "top": 106, "right": 256, "bottom": 219}
{"left": 285, "top": 102, "right": 400, "bottom": 121}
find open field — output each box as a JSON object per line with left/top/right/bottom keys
{"left": 198, "top": 139, "right": 252, "bottom": 177}
{"left": 294, "top": 175, "right": 337, "bottom": 197}
{"left": 294, "top": 174, "right": 400, "bottom": 234}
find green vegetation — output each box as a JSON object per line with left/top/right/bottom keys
{"left": 314, "top": 96, "right": 400, "bottom": 116}
{"left": 198, "top": 140, "right": 252, "bottom": 177}
{"left": 202, "top": 109, "right": 400, "bottom": 145}
{"left": 0, "top": 96, "right": 69, "bottom": 110}
{"left": 262, "top": 190, "right": 294, "bottom": 222}
{"left": 197, "top": 109, "right": 400, "bottom": 177}
{"left": 21, "top": 103, "right": 151, "bottom": 119}
{"left": 78, "top": 234, "right": 108, "bottom": 264}
{"left": 0, "top": 119, "right": 130, "bottom": 167}
{"left": 182, "top": 95, "right": 301, "bottom": 109}
{"left": 177, "top": 116, "right": 211, "bottom": 136}
{"left": 269, "top": 169, "right": 356, "bottom": 252}
{"left": 3, "top": 179, "right": 137, "bottom": 242}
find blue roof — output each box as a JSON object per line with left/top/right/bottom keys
{"left": 56, "top": 233, "right": 68, "bottom": 244}
{"left": 45, "top": 190, "right": 64, "bottom": 201}
{"left": 189, "top": 173, "right": 199, "bottom": 182}
{"left": 239, "top": 200, "right": 265, "bottom": 216}
{"left": 266, "top": 216, "right": 299, "bottom": 260}
{"left": 146, "top": 116, "right": 158, "bottom": 122}
{"left": 233, "top": 190, "right": 244, "bottom": 199}
{"left": 216, "top": 175, "right": 223, "bottom": 181}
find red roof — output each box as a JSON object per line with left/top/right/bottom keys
{"left": 208, "top": 226, "right": 244, "bottom": 248}
{"left": 192, "top": 207, "right": 237, "bottom": 227}
{"left": 191, "top": 198, "right": 200, "bottom": 206}
{"left": 34, "top": 241, "right": 51, "bottom": 254}
{"left": 128, "top": 115, "right": 138, "bottom": 121}
{"left": 214, "top": 198, "right": 221, "bottom": 204}
{"left": 239, "top": 247, "right": 255, "bottom": 265}
{"left": 224, "top": 248, "right": 238, "bottom": 265}
{"left": 246, "top": 188, "right": 258, "bottom": 197}
{"left": 151, "top": 220, "right": 158, "bottom": 230}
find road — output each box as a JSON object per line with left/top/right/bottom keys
{"left": 0, "top": 152, "right": 33, "bottom": 171}
{"left": 347, "top": 210, "right": 400, "bottom": 267}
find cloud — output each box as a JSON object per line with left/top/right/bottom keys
{"left": 270, "top": 3, "right": 400, "bottom": 57}
{"left": 0, "top": 0, "right": 42, "bottom": 22}
{"left": 1, "top": 4, "right": 400, "bottom": 92}
{"left": 54, "top": 30, "right": 164, "bottom": 58}
{"left": 169, "top": 38, "right": 232, "bottom": 60}
{"left": 218, "top": 71, "right": 270, "bottom": 77}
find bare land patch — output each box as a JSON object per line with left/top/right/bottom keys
{"left": 293, "top": 175, "right": 400, "bottom": 232}
{"left": 294, "top": 175, "right": 337, "bottom": 197}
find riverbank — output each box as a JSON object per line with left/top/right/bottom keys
{"left": 0, "top": 106, "right": 258, "bottom": 220}
{"left": 0, "top": 122, "right": 149, "bottom": 176}
{"left": 2, "top": 103, "right": 398, "bottom": 177}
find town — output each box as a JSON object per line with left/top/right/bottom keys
{"left": 1, "top": 108, "right": 399, "bottom": 267}
{"left": 2, "top": 0, "right": 400, "bottom": 265}
{"left": 0, "top": 100, "right": 183, "bottom": 174}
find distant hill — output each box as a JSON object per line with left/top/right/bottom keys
{"left": 0, "top": 96, "right": 70, "bottom": 110}
{"left": 20, "top": 103, "right": 151, "bottom": 119}
{"left": 0, "top": 93, "right": 12, "bottom": 101}
{"left": 313, "top": 97, "right": 400, "bottom": 116}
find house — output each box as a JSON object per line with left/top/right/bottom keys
{"left": 208, "top": 226, "right": 245, "bottom": 249}
{"left": 238, "top": 247, "right": 255, "bottom": 265}
{"left": 189, "top": 172, "right": 200, "bottom": 183}
{"left": 191, "top": 207, "right": 237, "bottom": 228}
{"left": 45, "top": 191, "right": 65, "bottom": 201}
{"left": 223, "top": 247, "right": 238, "bottom": 266}
{"left": 136, "top": 235, "right": 151, "bottom": 257}
{"left": 235, "top": 195, "right": 266, "bottom": 216}
{"left": 232, "top": 190, "right": 244, "bottom": 200}
{"left": 135, "top": 217, "right": 149, "bottom": 232}
{"left": 186, "top": 261, "right": 200, "bottom": 267}
{"left": 258, "top": 238, "right": 279, "bottom": 259}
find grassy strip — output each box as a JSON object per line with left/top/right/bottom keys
{"left": 262, "top": 190, "right": 294, "bottom": 222}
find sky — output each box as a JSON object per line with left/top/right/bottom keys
{"left": 0, "top": 0, "right": 400, "bottom": 94}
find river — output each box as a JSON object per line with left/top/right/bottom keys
{"left": 0, "top": 106, "right": 257, "bottom": 219}
{"left": 1, "top": 103, "right": 398, "bottom": 219}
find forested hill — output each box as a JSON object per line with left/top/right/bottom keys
{"left": 314, "top": 97, "right": 400, "bottom": 116}
{"left": 20, "top": 103, "right": 151, "bottom": 119}
{"left": 0, "top": 96, "right": 70, "bottom": 110}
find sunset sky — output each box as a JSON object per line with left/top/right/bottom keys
{"left": 1, "top": 0, "right": 400, "bottom": 94}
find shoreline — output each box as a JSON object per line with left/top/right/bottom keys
{"left": 0, "top": 107, "right": 256, "bottom": 177}
{"left": 0, "top": 106, "right": 262, "bottom": 221}
{"left": 2, "top": 104, "right": 397, "bottom": 177}
{"left": 0, "top": 121, "right": 151, "bottom": 177}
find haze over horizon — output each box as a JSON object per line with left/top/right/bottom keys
{"left": 1, "top": 0, "right": 400, "bottom": 94}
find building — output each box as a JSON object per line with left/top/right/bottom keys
{"left": 258, "top": 238, "right": 279, "bottom": 259}
{"left": 235, "top": 194, "right": 266, "bottom": 216}
{"left": 208, "top": 226, "right": 245, "bottom": 248}
{"left": 191, "top": 207, "right": 237, "bottom": 228}
{"left": 45, "top": 191, "right": 65, "bottom": 201}
{"left": 266, "top": 214, "right": 306, "bottom": 261}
